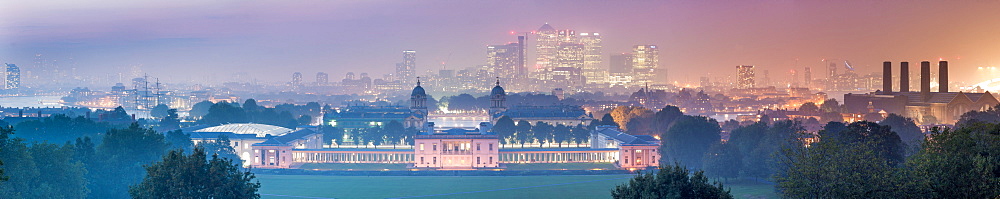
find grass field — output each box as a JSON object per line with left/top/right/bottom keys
{"left": 257, "top": 174, "right": 777, "bottom": 199}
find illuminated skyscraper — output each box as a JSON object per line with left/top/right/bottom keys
{"left": 396, "top": 50, "right": 417, "bottom": 84}
{"left": 487, "top": 43, "right": 520, "bottom": 78}
{"left": 737, "top": 65, "right": 755, "bottom": 89}
{"left": 535, "top": 24, "right": 558, "bottom": 73}
{"left": 631, "top": 45, "right": 659, "bottom": 84}
{"left": 580, "top": 32, "right": 605, "bottom": 85}
{"left": 291, "top": 72, "right": 303, "bottom": 86}
{"left": 316, "top": 72, "right": 329, "bottom": 85}
{"left": 5, "top": 63, "right": 19, "bottom": 90}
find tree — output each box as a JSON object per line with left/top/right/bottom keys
{"left": 553, "top": 124, "right": 570, "bottom": 147}
{"left": 611, "top": 163, "right": 733, "bottom": 199}
{"left": 150, "top": 104, "right": 170, "bottom": 119}
{"left": 201, "top": 134, "right": 242, "bottom": 165}
{"left": 776, "top": 137, "right": 904, "bottom": 198}
{"left": 492, "top": 116, "right": 516, "bottom": 147}
{"left": 90, "top": 123, "right": 169, "bottom": 199}
{"left": 820, "top": 98, "right": 841, "bottom": 113}
{"left": 383, "top": 120, "right": 405, "bottom": 149}
{"left": 660, "top": 115, "right": 721, "bottom": 169}
{"left": 610, "top": 106, "right": 654, "bottom": 132}
{"left": 653, "top": 105, "right": 684, "bottom": 134}
{"left": 824, "top": 121, "right": 905, "bottom": 166}
{"left": 571, "top": 124, "right": 590, "bottom": 147}
{"left": 515, "top": 120, "right": 533, "bottom": 148}
{"left": 905, "top": 123, "right": 1000, "bottom": 198}
{"left": 243, "top": 98, "right": 261, "bottom": 113}
{"left": 820, "top": 111, "right": 843, "bottom": 123}
{"left": 320, "top": 126, "right": 345, "bottom": 147}
{"left": 13, "top": 114, "right": 114, "bottom": 144}
{"left": 0, "top": 127, "right": 89, "bottom": 198}
{"left": 165, "top": 129, "right": 193, "bottom": 152}
{"left": 798, "top": 102, "right": 819, "bottom": 115}
{"left": 879, "top": 114, "right": 923, "bottom": 146}
{"left": 532, "top": 122, "right": 554, "bottom": 147}
{"left": 189, "top": 101, "right": 214, "bottom": 118}
{"left": 297, "top": 115, "right": 313, "bottom": 126}
{"left": 129, "top": 147, "right": 260, "bottom": 199}
{"left": 600, "top": 113, "right": 617, "bottom": 126}
{"left": 702, "top": 143, "right": 741, "bottom": 181}
{"left": 201, "top": 102, "right": 248, "bottom": 125}
{"left": 159, "top": 109, "right": 181, "bottom": 131}
{"left": 956, "top": 104, "right": 1000, "bottom": 127}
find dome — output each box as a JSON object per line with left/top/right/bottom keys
{"left": 411, "top": 85, "right": 426, "bottom": 96}
{"left": 194, "top": 123, "right": 294, "bottom": 137}
{"left": 491, "top": 79, "right": 505, "bottom": 96}
{"left": 411, "top": 78, "right": 426, "bottom": 97}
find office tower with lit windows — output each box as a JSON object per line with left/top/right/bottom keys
{"left": 487, "top": 43, "right": 520, "bottom": 78}
{"left": 396, "top": 50, "right": 417, "bottom": 84}
{"left": 631, "top": 45, "right": 659, "bottom": 84}
{"left": 316, "top": 72, "right": 329, "bottom": 85}
{"left": 535, "top": 24, "right": 558, "bottom": 73}
{"left": 580, "top": 32, "right": 605, "bottom": 85}
{"left": 737, "top": 65, "right": 755, "bottom": 89}
{"left": 5, "top": 63, "right": 19, "bottom": 90}
{"left": 291, "top": 72, "right": 303, "bottom": 86}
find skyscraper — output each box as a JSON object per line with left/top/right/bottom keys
{"left": 517, "top": 35, "right": 526, "bottom": 76}
{"left": 632, "top": 45, "right": 659, "bottom": 84}
{"left": 804, "top": 67, "right": 812, "bottom": 87}
{"left": 737, "top": 65, "right": 755, "bottom": 89}
{"left": 291, "top": 72, "right": 303, "bottom": 86}
{"left": 535, "top": 23, "right": 558, "bottom": 73}
{"left": 397, "top": 50, "right": 417, "bottom": 84}
{"left": 609, "top": 53, "right": 633, "bottom": 74}
{"left": 487, "top": 43, "right": 520, "bottom": 78}
{"left": 316, "top": 72, "right": 329, "bottom": 85}
{"left": 580, "top": 32, "right": 605, "bottom": 85}
{"left": 5, "top": 63, "right": 20, "bottom": 90}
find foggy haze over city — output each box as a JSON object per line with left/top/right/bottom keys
{"left": 2, "top": 1, "right": 1000, "bottom": 199}
{"left": 5, "top": 1, "right": 1000, "bottom": 84}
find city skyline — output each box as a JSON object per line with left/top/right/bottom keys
{"left": 4, "top": 1, "right": 1000, "bottom": 85}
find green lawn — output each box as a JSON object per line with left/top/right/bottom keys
{"left": 297, "top": 163, "right": 411, "bottom": 171}
{"left": 502, "top": 163, "right": 619, "bottom": 170}
{"left": 257, "top": 174, "right": 777, "bottom": 199}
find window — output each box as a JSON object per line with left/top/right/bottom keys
{"left": 433, "top": 144, "right": 437, "bottom": 151}
{"left": 235, "top": 142, "right": 239, "bottom": 146}
{"left": 636, "top": 150, "right": 642, "bottom": 153}
{"left": 624, "top": 150, "right": 629, "bottom": 152}
{"left": 489, "top": 144, "right": 493, "bottom": 151}
{"left": 420, "top": 157, "right": 424, "bottom": 164}
{"left": 433, "top": 157, "right": 437, "bottom": 164}
{"left": 420, "top": 144, "right": 425, "bottom": 151}
{"left": 477, "top": 157, "right": 481, "bottom": 164}
{"left": 477, "top": 144, "right": 481, "bottom": 151}
{"left": 489, "top": 157, "right": 493, "bottom": 164}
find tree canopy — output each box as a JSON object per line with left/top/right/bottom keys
{"left": 129, "top": 147, "right": 260, "bottom": 199}
{"left": 612, "top": 163, "right": 733, "bottom": 199}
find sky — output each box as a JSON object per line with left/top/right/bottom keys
{"left": 3, "top": 0, "right": 1000, "bottom": 85}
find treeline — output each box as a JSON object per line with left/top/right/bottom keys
{"left": 0, "top": 123, "right": 247, "bottom": 198}
{"left": 776, "top": 120, "right": 999, "bottom": 197}
{"left": 614, "top": 106, "right": 999, "bottom": 198}
{"left": 492, "top": 116, "right": 592, "bottom": 148}
{"left": 189, "top": 99, "right": 317, "bottom": 128}
{"left": 325, "top": 120, "right": 418, "bottom": 148}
